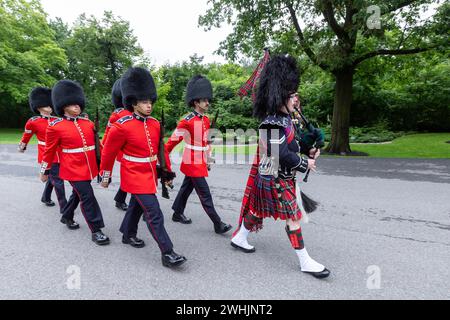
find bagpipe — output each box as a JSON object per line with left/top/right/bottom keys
{"left": 291, "top": 107, "right": 325, "bottom": 214}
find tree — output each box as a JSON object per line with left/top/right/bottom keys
{"left": 0, "top": 0, "right": 67, "bottom": 127}
{"left": 199, "top": 0, "right": 448, "bottom": 154}
{"left": 50, "top": 11, "right": 146, "bottom": 127}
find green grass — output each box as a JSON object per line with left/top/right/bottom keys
{"left": 1, "top": 129, "right": 449, "bottom": 158}
{"left": 0, "top": 128, "right": 36, "bottom": 144}
{"left": 350, "top": 133, "right": 450, "bottom": 159}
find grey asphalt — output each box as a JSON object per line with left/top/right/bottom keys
{"left": 0, "top": 144, "right": 449, "bottom": 300}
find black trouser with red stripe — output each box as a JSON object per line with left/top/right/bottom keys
{"left": 114, "top": 188, "right": 128, "bottom": 204}
{"left": 120, "top": 194, "right": 173, "bottom": 254}
{"left": 62, "top": 181, "right": 105, "bottom": 233}
{"left": 41, "top": 164, "right": 67, "bottom": 212}
{"left": 172, "top": 176, "right": 222, "bottom": 224}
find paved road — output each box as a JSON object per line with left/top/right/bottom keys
{"left": 0, "top": 144, "right": 449, "bottom": 300}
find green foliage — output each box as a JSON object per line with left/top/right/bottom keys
{"left": 0, "top": 0, "right": 67, "bottom": 127}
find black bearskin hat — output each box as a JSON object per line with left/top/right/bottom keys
{"left": 185, "top": 75, "right": 213, "bottom": 106}
{"left": 111, "top": 78, "right": 123, "bottom": 108}
{"left": 52, "top": 80, "right": 86, "bottom": 117}
{"left": 253, "top": 54, "right": 300, "bottom": 120}
{"left": 29, "top": 87, "right": 53, "bottom": 114}
{"left": 121, "top": 67, "right": 157, "bottom": 111}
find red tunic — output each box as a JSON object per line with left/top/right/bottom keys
{"left": 20, "top": 116, "right": 60, "bottom": 164}
{"left": 165, "top": 111, "right": 211, "bottom": 178}
{"left": 102, "top": 108, "right": 132, "bottom": 162}
{"left": 40, "top": 116, "right": 99, "bottom": 181}
{"left": 100, "top": 113, "right": 172, "bottom": 195}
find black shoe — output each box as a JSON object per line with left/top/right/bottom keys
{"left": 162, "top": 251, "right": 187, "bottom": 268}
{"left": 303, "top": 268, "right": 331, "bottom": 279}
{"left": 42, "top": 199, "right": 56, "bottom": 207}
{"left": 60, "top": 217, "right": 80, "bottom": 230}
{"left": 172, "top": 213, "right": 192, "bottom": 225}
{"left": 115, "top": 202, "right": 128, "bottom": 211}
{"left": 214, "top": 222, "right": 232, "bottom": 234}
{"left": 122, "top": 236, "right": 145, "bottom": 248}
{"left": 92, "top": 231, "right": 110, "bottom": 246}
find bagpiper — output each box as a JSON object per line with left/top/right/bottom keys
{"left": 40, "top": 80, "right": 110, "bottom": 246}
{"left": 102, "top": 78, "right": 131, "bottom": 211}
{"left": 100, "top": 67, "right": 186, "bottom": 268}
{"left": 230, "top": 55, "right": 330, "bottom": 279}
{"left": 165, "top": 75, "right": 232, "bottom": 234}
{"left": 19, "top": 87, "right": 67, "bottom": 212}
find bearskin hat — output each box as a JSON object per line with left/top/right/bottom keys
{"left": 29, "top": 87, "right": 53, "bottom": 114}
{"left": 52, "top": 80, "right": 86, "bottom": 117}
{"left": 121, "top": 67, "right": 157, "bottom": 111}
{"left": 253, "top": 54, "right": 300, "bottom": 120}
{"left": 111, "top": 78, "right": 123, "bottom": 109}
{"left": 185, "top": 75, "right": 213, "bottom": 106}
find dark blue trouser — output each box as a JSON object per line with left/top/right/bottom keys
{"left": 62, "top": 181, "right": 105, "bottom": 233}
{"left": 42, "top": 163, "right": 67, "bottom": 213}
{"left": 121, "top": 194, "right": 173, "bottom": 254}
{"left": 114, "top": 188, "right": 128, "bottom": 204}
{"left": 172, "top": 176, "right": 222, "bottom": 224}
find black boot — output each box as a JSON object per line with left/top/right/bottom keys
{"left": 42, "top": 199, "right": 56, "bottom": 207}
{"left": 115, "top": 202, "right": 128, "bottom": 211}
{"left": 162, "top": 251, "right": 187, "bottom": 268}
{"left": 60, "top": 217, "right": 80, "bottom": 230}
{"left": 214, "top": 222, "right": 232, "bottom": 234}
{"left": 172, "top": 213, "right": 192, "bottom": 225}
{"left": 122, "top": 236, "right": 146, "bottom": 248}
{"left": 92, "top": 231, "right": 110, "bottom": 246}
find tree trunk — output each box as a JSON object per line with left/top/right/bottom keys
{"left": 326, "top": 67, "right": 354, "bottom": 155}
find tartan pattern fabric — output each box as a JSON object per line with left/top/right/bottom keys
{"left": 237, "top": 50, "right": 271, "bottom": 100}
{"left": 286, "top": 226, "right": 305, "bottom": 250}
{"left": 243, "top": 210, "right": 263, "bottom": 233}
{"left": 233, "top": 146, "right": 303, "bottom": 236}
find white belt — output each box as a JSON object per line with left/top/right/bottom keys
{"left": 38, "top": 141, "right": 46, "bottom": 146}
{"left": 123, "top": 154, "right": 158, "bottom": 163}
{"left": 62, "top": 145, "right": 96, "bottom": 154}
{"left": 185, "top": 144, "right": 208, "bottom": 152}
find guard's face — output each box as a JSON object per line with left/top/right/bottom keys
{"left": 37, "top": 106, "right": 53, "bottom": 115}
{"left": 64, "top": 105, "right": 81, "bottom": 117}
{"left": 195, "top": 98, "right": 210, "bottom": 112}
{"left": 134, "top": 100, "right": 153, "bottom": 116}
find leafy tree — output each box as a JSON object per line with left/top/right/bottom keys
{"left": 0, "top": 0, "right": 67, "bottom": 127}
{"left": 199, "top": 0, "right": 448, "bottom": 154}
{"left": 50, "top": 11, "right": 145, "bottom": 128}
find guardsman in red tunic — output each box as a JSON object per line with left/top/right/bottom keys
{"left": 100, "top": 67, "right": 186, "bottom": 268}
{"left": 102, "top": 78, "right": 131, "bottom": 211}
{"left": 19, "top": 87, "right": 67, "bottom": 211}
{"left": 40, "top": 80, "right": 110, "bottom": 246}
{"left": 165, "top": 75, "right": 232, "bottom": 234}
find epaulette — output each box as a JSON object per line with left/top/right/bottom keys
{"left": 30, "top": 116, "right": 41, "bottom": 122}
{"left": 117, "top": 115, "right": 133, "bottom": 125}
{"left": 114, "top": 108, "right": 125, "bottom": 114}
{"left": 49, "top": 118, "right": 63, "bottom": 127}
{"left": 184, "top": 113, "right": 195, "bottom": 121}
{"left": 259, "top": 115, "right": 289, "bottom": 129}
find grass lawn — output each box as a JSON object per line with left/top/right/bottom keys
{"left": 350, "top": 133, "right": 450, "bottom": 159}
{"left": 1, "top": 129, "right": 449, "bottom": 159}
{"left": 0, "top": 128, "right": 36, "bottom": 144}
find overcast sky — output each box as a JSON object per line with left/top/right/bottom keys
{"left": 40, "top": 0, "right": 232, "bottom": 66}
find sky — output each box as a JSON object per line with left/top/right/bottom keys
{"left": 40, "top": 0, "right": 232, "bottom": 66}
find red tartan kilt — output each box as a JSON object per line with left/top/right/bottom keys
{"left": 248, "top": 174, "right": 302, "bottom": 222}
